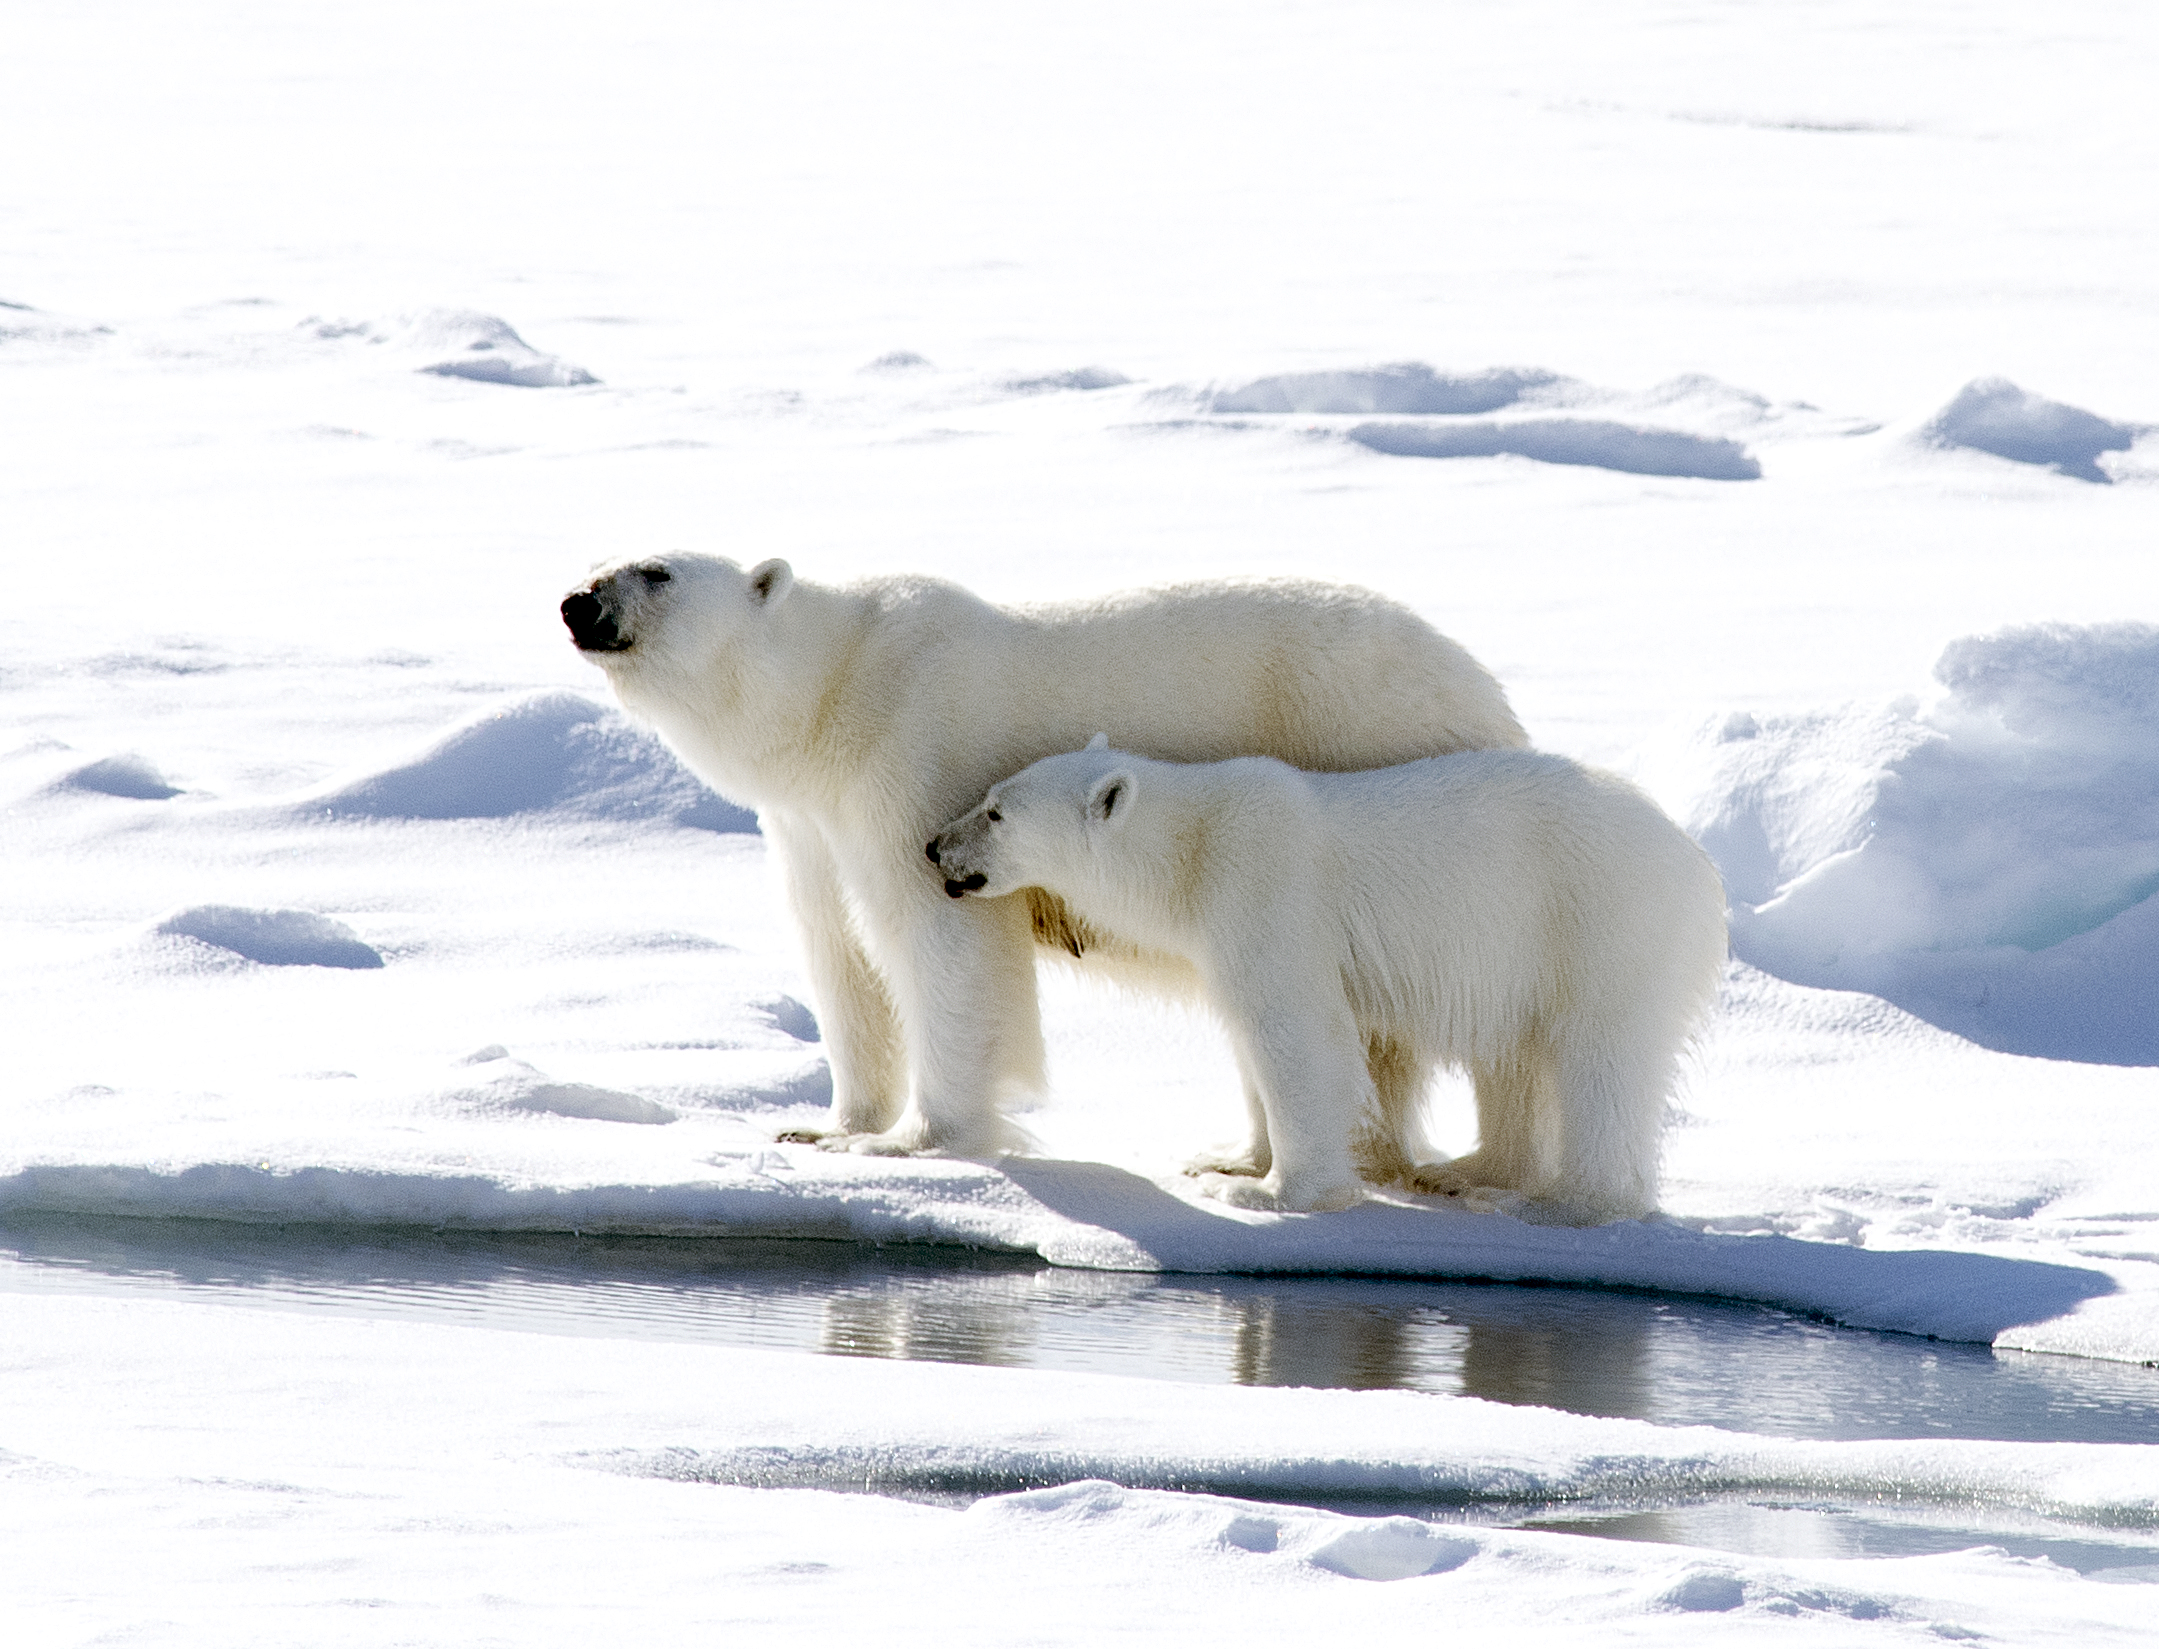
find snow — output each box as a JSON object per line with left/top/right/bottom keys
{"left": 1672, "top": 623, "right": 2159, "bottom": 1063}
{"left": 5, "top": 0, "right": 2159, "bottom": 1640}
{"left": 154, "top": 904, "right": 386, "bottom": 970}
{"left": 1919, "top": 379, "right": 2146, "bottom": 485}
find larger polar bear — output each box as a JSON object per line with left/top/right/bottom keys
{"left": 561, "top": 553, "right": 1525, "bottom": 1155}
{"left": 929, "top": 742, "right": 1727, "bottom": 1220}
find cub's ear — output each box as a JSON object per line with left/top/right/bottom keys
{"left": 1084, "top": 732, "right": 1109, "bottom": 752}
{"left": 1087, "top": 768, "right": 1134, "bottom": 825}
{"left": 748, "top": 558, "right": 794, "bottom": 606}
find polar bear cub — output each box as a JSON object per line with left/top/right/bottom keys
{"left": 929, "top": 740, "right": 1726, "bottom": 1221}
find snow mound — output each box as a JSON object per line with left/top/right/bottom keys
{"left": 969, "top": 1484, "right": 1477, "bottom": 1582}
{"left": 154, "top": 906, "right": 385, "bottom": 970}
{"left": 1917, "top": 377, "right": 2140, "bottom": 483}
{"left": 57, "top": 753, "right": 180, "bottom": 800}
{"left": 1350, "top": 418, "right": 1760, "bottom": 481}
{"left": 307, "top": 309, "right": 598, "bottom": 388}
{"left": 0, "top": 299, "right": 112, "bottom": 350}
{"left": 1677, "top": 623, "right": 2159, "bottom": 1062}
{"left": 1179, "top": 361, "right": 1785, "bottom": 477}
{"left": 1208, "top": 363, "right": 1564, "bottom": 416}
{"left": 999, "top": 365, "right": 1133, "bottom": 394}
{"left": 309, "top": 691, "right": 755, "bottom": 831}
{"left": 441, "top": 1049, "right": 676, "bottom": 1125}
{"left": 751, "top": 994, "right": 821, "bottom": 1042}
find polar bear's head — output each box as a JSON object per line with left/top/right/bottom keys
{"left": 560, "top": 549, "right": 817, "bottom": 770}
{"left": 928, "top": 735, "right": 1138, "bottom": 902}
{"left": 561, "top": 552, "right": 794, "bottom": 671}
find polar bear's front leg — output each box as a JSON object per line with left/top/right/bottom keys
{"left": 1198, "top": 957, "right": 1372, "bottom": 1213}
{"left": 764, "top": 815, "right": 906, "bottom": 1140}
{"left": 823, "top": 880, "right": 1046, "bottom": 1158}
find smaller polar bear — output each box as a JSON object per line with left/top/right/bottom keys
{"left": 929, "top": 740, "right": 1726, "bottom": 1221}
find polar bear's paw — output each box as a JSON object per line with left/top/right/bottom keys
{"left": 1196, "top": 1172, "right": 1366, "bottom": 1214}
{"left": 1183, "top": 1144, "right": 1269, "bottom": 1178}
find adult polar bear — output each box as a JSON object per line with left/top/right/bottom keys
{"left": 561, "top": 553, "right": 1525, "bottom": 1156}
{"left": 930, "top": 744, "right": 1726, "bottom": 1220}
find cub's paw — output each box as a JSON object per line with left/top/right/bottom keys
{"left": 772, "top": 1127, "right": 827, "bottom": 1145}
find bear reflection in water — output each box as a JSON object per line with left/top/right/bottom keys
{"left": 815, "top": 1272, "right": 1654, "bottom": 1421}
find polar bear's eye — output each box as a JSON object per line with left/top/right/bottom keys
{"left": 639, "top": 565, "right": 672, "bottom": 586}
{"left": 986, "top": 809, "right": 1002, "bottom": 823}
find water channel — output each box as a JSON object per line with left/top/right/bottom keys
{"left": 5, "top": 1216, "right": 2155, "bottom": 1579}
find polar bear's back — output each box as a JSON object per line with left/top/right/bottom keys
{"left": 995, "top": 577, "right": 1526, "bottom": 773}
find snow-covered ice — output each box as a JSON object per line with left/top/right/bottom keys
{"left": 5, "top": 0, "right": 2159, "bottom": 1641}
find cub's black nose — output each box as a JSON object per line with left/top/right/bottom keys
{"left": 925, "top": 839, "right": 942, "bottom": 865}
{"left": 561, "top": 590, "right": 624, "bottom": 652}
{"left": 943, "top": 873, "right": 987, "bottom": 899}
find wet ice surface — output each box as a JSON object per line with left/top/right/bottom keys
{"left": 7, "top": 1217, "right": 2155, "bottom": 1578}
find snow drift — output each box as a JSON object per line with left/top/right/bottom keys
{"left": 57, "top": 752, "right": 180, "bottom": 800}
{"left": 1348, "top": 417, "right": 1760, "bottom": 481}
{"left": 307, "top": 691, "right": 756, "bottom": 831}
{"left": 1190, "top": 361, "right": 1793, "bottom": 479}
{"left": 307, "top": 309, "right": 598, "bottom": 388}
{"left": 1208, "top": 364, "right": 1565, "bottom": 417}
{"left": 1679, "top": 622, "right": 2159, "bottom": 1062}
{"left": 154, "top": 905, "right": 385, "bottom": 969}
{"left": 1917, "top": 378, "right": 2142, "bottom": 483}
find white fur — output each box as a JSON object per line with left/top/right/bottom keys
{"left": 564, "top": 553, "right": 1526, "bottom": 1156}
{"left": 931, "top": 747, "right": 1727, "bottom": 1220}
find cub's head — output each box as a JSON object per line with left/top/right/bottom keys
{"left": 927, "top": 734, "right": 1136, "bottom": 901}
{"left": 560, "top": 552, "right": 795, "bottom": 692}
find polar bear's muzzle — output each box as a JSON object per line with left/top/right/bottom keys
{"left": 561, "top": 585, "right": 632, "bottom": 653}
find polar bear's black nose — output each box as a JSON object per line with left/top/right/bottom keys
{"left": 561, "top": 590, "right": 627, "bottom": 652}
{"left": 925, "top": 839, "right": 942, "bottom": 865}
{"left": 943, "top": 873, "right": 987, "bottom": 899}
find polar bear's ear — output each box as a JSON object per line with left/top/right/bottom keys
{"left": 1085, "top": 732, "right": 1109, "bottom": 752}
{"left": 748, "top": 558, "right": 794, "bottom": 607}
{"left": 1088, "top": 769, "right": 1134, "bottom": 825}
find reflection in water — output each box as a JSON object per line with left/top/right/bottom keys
{"left": 1226, "top": 1297, "right": 1434, "bottom": 1392}
{"left": 1458, "top": 1317, "right": 1654, "bottom": 1420}
{"left": 3, "top": 1212, "right": 2156, "bottom": 1448}
{"left": 819, "top": 1289, "right": 1034, "bottom": 1369}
